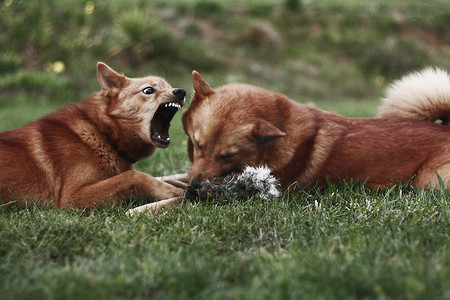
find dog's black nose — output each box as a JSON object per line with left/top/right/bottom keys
{"left": 190, "top": 177, "right": 202, "bottom": 189}
{"left": 173, "top": 88, "right": 186, "bottom": 99}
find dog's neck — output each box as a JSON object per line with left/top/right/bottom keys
{"left": 110, "top": 142, "right": 138, "bottom": 164}
{"left": 80, "top": 94, "right": 138, "bottom": 164}
{"left": 264, "top": 103, "right": 322, "bottom": 190}
{"left": 82, "top": 93, "right": 157, "bottom": 164}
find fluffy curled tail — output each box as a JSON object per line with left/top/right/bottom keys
{"left": 377, "top": 67, "right": 450, "bottom": 123}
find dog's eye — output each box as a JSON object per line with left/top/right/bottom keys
{"left": 194, "top": 139, "right": 202, "bottom": 151}
{"left": 218, "top": 152, "right": 237, "bottom": 161}
{"left": 142, "top": 87, "right": 155, "bottom": 95}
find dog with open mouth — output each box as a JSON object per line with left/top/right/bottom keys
{"left": 0, "top": 62, "right": 186, "bottom": 209}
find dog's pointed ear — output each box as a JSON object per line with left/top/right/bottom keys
{"left": 192, "top": 71, "right": 215, "bottom": 102}
{"left": 251, "top": 120, "right": 286, "bottom": 144}
{"left": 97, "top": 62, "right": 127, "bottom": 93}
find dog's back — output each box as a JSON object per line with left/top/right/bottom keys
{"left": 0, "top": 106, "right": 79, "bottom": 205}
{"left": 0, "top": 99, "right": 128, "bottom": 206}
{"left": 0, "top": 123, "right": 55, "bottom": 204}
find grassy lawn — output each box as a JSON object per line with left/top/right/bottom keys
{"left": 0, "top": 99, "right": 449, "bottom": 299}
{"left": 1, "top": 0, "right": 449, "bottom": 298}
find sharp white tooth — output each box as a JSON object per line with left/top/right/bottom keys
{"left": 163, "top": 102, "right": 181, "bottom": 109}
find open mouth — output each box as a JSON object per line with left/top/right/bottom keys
{"left": 150, "top": 102, "right": 182, "bottom": 147}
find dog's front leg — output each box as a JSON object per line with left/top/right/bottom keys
{"left": 125, "top": 173, "right": 189, "bottom": 215}
{"left": 156, "top": 173, "right": 189, "bottom": 189}
{"left": 126, "top": 196, "right": 184, "bottom": 216}
{"left": 61, "top": 170, "right": 184, "bottom": 209}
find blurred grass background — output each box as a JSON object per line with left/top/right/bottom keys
{"left": 1, "top": 0, "right": 448, "bottom": 107}
{"left": 1, "top": 0, "right": 449, "bottom": 174}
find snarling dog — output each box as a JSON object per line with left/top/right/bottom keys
{"left": 0, "top": 62, "right": 186, "bottom": 209}
{"left": 182, "top": 68, "right": 450, "bottom": 191}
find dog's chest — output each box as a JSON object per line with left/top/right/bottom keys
{"left": 85, "top": 133, "right": 128, "bottom": 173}
{"left": 71, "top": 122, "right": 129, "bottom": 174}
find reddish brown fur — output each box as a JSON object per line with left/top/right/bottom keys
{"left": 182, "top": 71, "right": 450, "bottom": 191}
{"left": 0, "top": 63, "right": 185, "bottom": 209}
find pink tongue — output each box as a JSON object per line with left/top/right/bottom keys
{"left": 153, "top": 119, "right": 169, "bottom": 141}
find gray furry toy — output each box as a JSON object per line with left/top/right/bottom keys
{"left": 185, "top": 166, "right": 282, "bottom": 203}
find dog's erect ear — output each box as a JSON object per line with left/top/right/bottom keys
{"left": 97, "top": 62, "right": 127, "bottom": 92}
{"left": 192, "top": 71, "right": 215, "bottom": 102}
{"left": 251, "top": 120, "right": 286, "bottom": 144}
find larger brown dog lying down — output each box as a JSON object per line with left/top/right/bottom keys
{"left": 0, "top": 63, "right": 186, "bottom": 209}
{"left": 128, "top": 67, "right": 450, "bottom": 215}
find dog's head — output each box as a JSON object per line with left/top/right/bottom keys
{"left": 97, "top": 62, "right": 185, "bottom": 149}
{"left": 182, "top": 71, "right": 286, "bottom": 182}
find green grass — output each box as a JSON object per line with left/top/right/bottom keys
{"left": 1, "top": 99, "right": 449, "bottom": 299}
{"left": 1, "top": 182, "right": 448, "bottom": 299}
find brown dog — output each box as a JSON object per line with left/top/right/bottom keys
{"left": 128, "top": 67, "right": 450, "bottom": 214}
{"left": 0, "top": 62, "right": 186, "bottom": 209}
{"left": 182, "top": 68, "right": 450, "bottom": 191}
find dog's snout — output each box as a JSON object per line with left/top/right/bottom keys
{"left": 190, "top": 177, "right": 202, "bottom": 189}
{"left": 190, "top": 175, "right": 202, "bottom": 189}
{"left": 173, "top": 88, "right": 186, "bottom": 100}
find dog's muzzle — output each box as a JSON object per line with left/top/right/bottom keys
{"left": 150, "top": 89, "right": 186, "bottom": 147}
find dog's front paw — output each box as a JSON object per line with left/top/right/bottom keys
{"left": 126, "top": 196, "right": 183, "bottom": 216}
{"left": 126, "top": 202, "right": 158, "bottom": 216}
{"left": 164, "top": 179, "right": 188, "bottom": 189}
{"left": 157, "top": 173, "right": 189, "bottom": 189}
{"left": 160, "top": 182, "right": 185, "bottom": 199}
